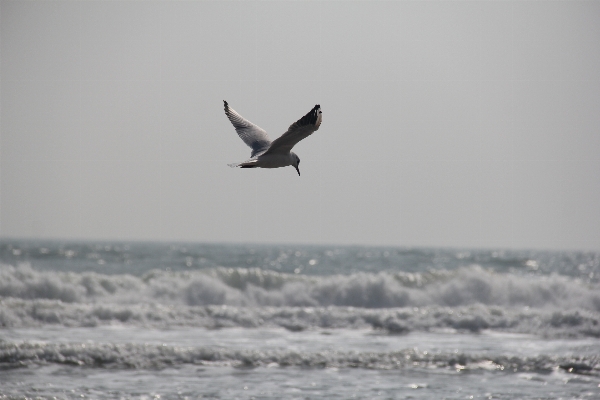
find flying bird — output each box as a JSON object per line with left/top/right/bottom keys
{"left": 224, "top": 101, "right": 322, "bottom": 176}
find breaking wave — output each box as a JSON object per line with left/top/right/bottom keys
{"left": 1, "top": 298, "right": 599, "bottom": 337}
{"left": 2, "top": 263, "right": 599, "bottom": 309}
{"left": 1, "top": 264, "right": 599, "bottom": 337}
{"left": 1, "top": 341, "right": 598, "bottom": 375}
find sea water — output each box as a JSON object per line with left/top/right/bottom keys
{"left": 0, "top": 240, "right": 599, "bottom": 399}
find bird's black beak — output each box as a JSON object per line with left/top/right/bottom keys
{"left": 295, "top": 165, "right": 300, "bottom": 176}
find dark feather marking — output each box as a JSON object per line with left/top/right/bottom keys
{"left": 296, "top": 104, "right": 321, "bottom": 127}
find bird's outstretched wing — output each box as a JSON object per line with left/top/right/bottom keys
{"left": 224, "top": 100, "right": 271, "bottom": 157}
{"left": 264, "top": 105, "right": 322, "bottom": 155}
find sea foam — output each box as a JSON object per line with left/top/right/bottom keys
{"left": 1, "top": 341, "right": 598, "bottom": 375}
{"left": 1, "top": 264, "right": 599, "bottom": 337}
{"left": 1, "top": 264, "right": 599, "bottom": 309}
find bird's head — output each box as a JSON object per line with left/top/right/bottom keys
{"left": 291, "top": 152, "right": 300, "bottom": 176}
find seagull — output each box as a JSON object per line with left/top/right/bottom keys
{"left": 224, "top": 101, "right": 322, "bottom": 176}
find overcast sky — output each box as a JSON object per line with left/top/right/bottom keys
{"left": 1, "top": 1, "right": 599, "bottom": 251}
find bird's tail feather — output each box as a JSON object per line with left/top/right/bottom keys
{"left": 228, "top": 159, "right": 258, "bottom": 168}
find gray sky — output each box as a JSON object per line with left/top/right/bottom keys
{"left": 1, "top": 1, "right": 599, "bottom": 251}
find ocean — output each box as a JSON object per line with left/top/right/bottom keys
{"left": 0, "top": 240, "right": 599, "bottom": 399}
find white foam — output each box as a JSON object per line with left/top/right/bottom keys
{"left": 2, "top": 264, "right": 598, "bottom": 309}
{"left": 1, "top": 264, "right": 599, "bottom": 337}
{"left": 1, "top": 341, "right": 598, "bottom": 375}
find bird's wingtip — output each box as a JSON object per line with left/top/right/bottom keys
{"left": 223, "top": 100, "right": 228, "bottom": 106}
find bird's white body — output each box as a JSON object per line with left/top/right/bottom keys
{"left": 223, "top": 101, "right": 322, "bottom": 176}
